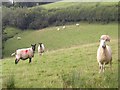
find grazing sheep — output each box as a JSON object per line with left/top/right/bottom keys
{"left": 38, "top": 43, "right": 45, "bottom": 56}
{"left": 100, "top": 35, "right": 110, "bottom": 42}
{"left": 11, "top": 44, "right": 36, "bottom": 64}
{"left": 76, "top": 23, "right": 79, "bottom": 26}
{"left": 97, "top": 39, "right": 112, "bottom": 73}
{"left": 63, "top": 26, "right": 66, "bottom": 29}
{"left": 57, "top": 28, "right": 60, "bottom": 31}
{"left": 17, "top": 37, "right": 21, "bottom": 40}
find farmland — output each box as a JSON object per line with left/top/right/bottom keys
{"left": 1, "top": 1, "right": 119, "bottom": 88}
{"left": 2, "top": 23, "right": 118, "bottom": 88}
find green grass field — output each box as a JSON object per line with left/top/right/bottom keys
{"left": 2, "top": 23, "right": 118, "bottom": 88}
{"left": 3, "top": 23, "right": 118, "bottom": 57}
{"left": 33, "top": 2, "right": 118, "bottom": 10}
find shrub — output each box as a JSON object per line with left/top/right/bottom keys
{"left": 2, "top": 2, "right": 118, "bottom": 30}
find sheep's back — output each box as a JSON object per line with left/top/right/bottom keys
{"left": 16, "top": 48, "right": 33, "bottom": 59}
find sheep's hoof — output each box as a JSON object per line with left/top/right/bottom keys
{"left": 29, "top": 61, "right": 31, "bottom": 63}
{"left": 15, "top": 60, "right": 18, "bottom": 64}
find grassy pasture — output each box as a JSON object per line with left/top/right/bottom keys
{"left": 38, "top": 2, "right": 118, "bottom": 10}
{"left": 2, "top": 23, "right": 118, "bottom": 88}
{"left": 3, "top": 23, "right": 118, "bottom": 57}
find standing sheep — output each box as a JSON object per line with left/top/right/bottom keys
{"left": 11, "top": 44, "right": 36, "bottom": 64}
{"left": 63, "top": 26, "right": 66, "bottom": 29}
{"left": 97, "top": 39, "right": 112, "bottom": 73}
{"left": 100, "top": 35, "right": 110, "bottom": 42}
{"left": 57, "top": 28, "right": 60, "bottom": 31}
{"left": 38, "top": 43, "right": 45, "bottom": 56}
{"left": 17, "top": 37, "right": 21, "bottom": 40}
{"left": 76, "top": 23, "right": 79, "bottom": 26}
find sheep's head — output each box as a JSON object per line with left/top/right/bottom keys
{"left": 39, "top": 43, "right": 43, "bottom": 47}
{"left": 39, "top": 43, "right": 42, "bottom": 45}
{"left": 31, "top": 44, "right": 36, "bottom": 52}
{"left": 100, "top": 39, "right": 106, "bottom": 49}
{"left": 100, "top": 35, "right": 110, "bottom": 42}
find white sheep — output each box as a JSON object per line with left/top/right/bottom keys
{"left": 76, "top": 23, "right": 79, "bottom": 26}
{"left": 11, "top": 44, "right": 36, "bottom": 64}
{"left": 17, "top": 37, "right": 21, "bottom": 40}
{"left": 38, "top": 43, "right": 45, "bottom": 56}
{"left": 63, "top": 26, "right": 66, "bottom": 29}
{"left": 97, "top": 39, "right": 112, "bottom": 73}
{"left": 100, "top": 35, "right": 110, "bottom": 42}
{"left": 57, "top": 28, "right": 60, "bottom": 31}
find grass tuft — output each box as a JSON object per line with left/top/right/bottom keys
{"left": 6, "top": 75, "right": 15, "bottom": 89}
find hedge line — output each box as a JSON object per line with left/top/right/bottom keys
{"left": 2, "top": 2, "right": 118, "bottom": 30}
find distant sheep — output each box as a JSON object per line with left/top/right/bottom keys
{"left": 63, "top": 26, "right": 66, "bottom": 29}
{"left": 76, "top": 23, "right": 79, "bottom": 26}
{"left": 100, "top": 35, "right": 110, "bottom": 42}
{"left": 38, "top": 43, "right": 45, "bottom": 56}
{"left": 57, "top": 28, "right": 60, "bottom": 31}
{"left": 11, "top": 44, "right": 36, "bottom": 64}
{"left": 17, "top": 37, "right": 21, "bottom": 40}
{"left": 97, "top": 39, "right": 112, "bottom": 73}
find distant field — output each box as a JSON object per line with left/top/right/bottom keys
{"left": 37, "top": 2, "right": 118, "bottom": 9}
{"left": 2, "top": 23, "right": 118, "bottom": 88}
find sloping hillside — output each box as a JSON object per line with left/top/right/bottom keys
{"left": 3, "top": 23, "right": 118, "bottom": 57}
{"left": 2, "top": 33, "right": 118, "bottom": 88}
{"left": 36, "top": 2, "right": 118, "bottom": 9}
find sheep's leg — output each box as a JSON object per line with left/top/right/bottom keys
{"left": 100, "top": 65, "right": 104, "bottom": 73}
{"left": 40, "top": 53, "right": 42, "bottom": 56}
{"left": 39, "top": 53, "right": 43, "bottom": 56}
{"left": 110, "top": 60, "right": 112, "bottom": 71}
{"left": 99, "top": 66, "right": 101, "bottom": 73}
{"left": 29, "top": 58, "right": 32, "bottom": 63}
{"left": 15, "top": 59, "right": 17, "bottom": 64}
{"left": 98, "top": 62, "right": 102, "bottom": 73}
{"left": 103, "top": 63, "right": 105, "bottom": 73}
{"left": 15, "top": 59, "right": 20, "bottom": 64}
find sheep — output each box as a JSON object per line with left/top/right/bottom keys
{"left": 100, "top": 35, "right": 110, "bottom": 42}
{"left": 57, "top": 28, "right": 60, "bottom": 31}
{"left": 11, "top": 44, "right": 36, "bottom": 64}
{"left": 76, "top": 23, "right": 79, "bottom": 26}
{"left": 38, "top": 43, "right": 45, "bottom": 56}
{"left": 97, "top": 39, "right": 112, "bottom": 73}
{"left": 17, "top": 37, "right": 21, "bottom": 40}
{"left": 63, "top": 26, "right": 66, "bottom": 29}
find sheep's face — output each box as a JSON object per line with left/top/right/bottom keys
{"left": 39, "top": 43, "right": 43, "bottom": 47}
{"left": 31, "top": 44, "right": 36, "bottom": 52}
{"left": 100, "top": 35, "right": 110, "bottom": 42}
{"left": 100, "top": 39, "right": 106, "bottom": 49}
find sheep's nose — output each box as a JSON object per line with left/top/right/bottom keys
{"left": 102, "top": 46, "right": 106, "bottom": 49}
